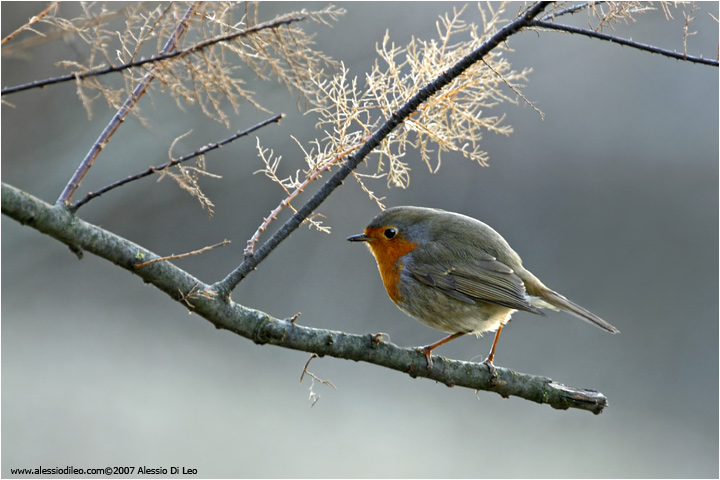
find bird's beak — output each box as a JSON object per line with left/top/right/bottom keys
{"left": 347, "top": 233, "right": 371, "bottom": 242}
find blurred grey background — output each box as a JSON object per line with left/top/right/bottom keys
{"left": 2, "top": 2, "right": 718, "bottom": 478}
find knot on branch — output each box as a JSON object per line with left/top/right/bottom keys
{"left": 369, "top": 332, "right": 390, "bottom": 347}
{"left": 251, "top": 317, "right": 285, "bottom": 345}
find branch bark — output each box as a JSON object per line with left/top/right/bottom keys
{"left": 1, "top": 182, "right": 608, "bottom": 414}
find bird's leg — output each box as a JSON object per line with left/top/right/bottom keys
{"left": 416, "top": 332, "right": 467, "bottom": 370}
{"left": 482, "top": 323, "right": 505, "bottom": 377}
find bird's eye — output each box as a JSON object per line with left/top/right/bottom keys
{"left": 383, "top": 228, "right": 397, "bottom": 239}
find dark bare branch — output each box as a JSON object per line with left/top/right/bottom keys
{"left": 530, "top": 19, "right": 719, "bottom": 66}
{"left": 56, "top": 3, "right": 201, "bottom": 206}
{"left": 1, "top": 14, "right": 308, "bottom": 96}
{"left": 71, "top": 114, "right": 283, "bottom": 211}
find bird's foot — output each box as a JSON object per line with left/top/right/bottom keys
{"left": 415, "top": 346, "right": 434, "bottom": 370}
{"left": 481, "top": 356, "right": 497, "bottom": 379}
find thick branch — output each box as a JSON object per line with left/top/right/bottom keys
{"left": 1, "top": 182, "right": 608, "bottom": 414}
{"left": 215, "top": 1, "right": 553, "bottom": 296}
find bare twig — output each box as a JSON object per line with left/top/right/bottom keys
{"left": 0, "top": 1, "right": 60, "bottom": 46}
{"left": 134, "top": 240, "right": 231, "bottom": 268}
{"left": 529, "top": 19, "right": 719, "bottom": 66}
{"left": 71, "top": 114, "right": 283, "bottom": 211}
{"left": 177, "top": 283, "right": 219, "bottom": 310}
{"left": 300, "top": 353, "right": 317, "bottom": 383}
{"left": 540, "top": 2, "right": 605, "bottom": 22}
{"left": 481, "top": 58, "right": 544, "bottom": 119}
{"left": 244, "top": 137, "right": 367, "bottom": 256}
{"left": 56, "top": 3, "right": 201, "bottom": 206}
{"left": 1, "top": 14, "right": 308, "bottom": 96}
{"left": 215, "top": 2, "right": 554, "bottom": 296}
{"left": 300, "top": 354, "right": 337, "bottom": 389}
{"left": 2, "top": 4, "right": 134, "bottom": 58}
{"left": 682, "top": 4, "right": 699, "bottom": 59}
{"left": 300, "top": 354, "right": 337, "bottom": 407}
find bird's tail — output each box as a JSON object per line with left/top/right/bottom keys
{"left": 534, "top": 288, "right": 620, "bottom": 334}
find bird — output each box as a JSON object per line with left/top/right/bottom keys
{"left": 347, "top": 206, "right": 619, "bottom": 370}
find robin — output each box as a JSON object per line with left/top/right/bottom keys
{"left": 348, "top": 206, "right": 619, "bottom": 369}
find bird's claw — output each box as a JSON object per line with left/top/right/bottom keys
{"left": 415, "top": 346, "right": 434, "bottom": 370}
{"left": 481, "top": 357, "right": 497, "bottom": 379}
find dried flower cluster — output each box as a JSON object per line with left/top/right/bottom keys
{"left": 256, "top": 3, "right": 533, "bottom": 223}
{"left": 22, "top": 2, "right": 342, "bottom": 213}
{"left": 38, "top": 2, "right": 342, "bottom": 123}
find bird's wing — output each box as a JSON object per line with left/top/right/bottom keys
{"left": 407, "top": 246, "right": 544, "bottom": 315}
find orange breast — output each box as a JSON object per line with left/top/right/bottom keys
{"left": 365, "top": 226, "right": 418, "bottom": 304}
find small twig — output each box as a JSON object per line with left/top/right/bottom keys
{"left": 1, "top": 1, "right": 61, "bottom": 46}
{"left": 300, "top": 354, "right": 338, "bottom": 389}
{"left": 300, "top": 353, "right": 337, "bottom": 406}
{"left": 1, "top": 13, "right": 308, "bottom": 96}
{"left": 134, "top": 240, "right": 231, "bottom": 268}
{"left": 682, "top": 4, "right": 698, "bottom": 59}
{"left": 371, "top": 332, "right": 391, "bottom": 347}
{"left": 2, "top": 5, "right": 134, "bottom": 58}
{"left": 71, "top": 114, "right": 283, "bottom": 211}
{"left": 299, "top": 354, "right": 318, "bottom": 384}
{"left": 56, "top": 3, "right": 201, "bottom": 206}
{"left": 177, "top": 283, "right": 219, "bottom": 311}
{"left": 481, "top": 58, "right": 544, "bottom": 119}
{"left": 540, "top": 1, "right": 604, "bottom": 22}
{"left": 178, "top": 287, "right": 196, "bottom": 310}
{"left": 530, "top": 19, "right": 719, "bottom": 66}
{"left": 243, "top": 137, "right": 367, "bottom": 256}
